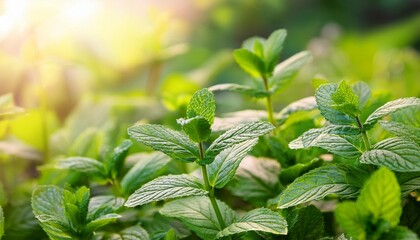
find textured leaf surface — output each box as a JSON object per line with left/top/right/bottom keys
{"left": 87, "top": 195, "right": 125, "bottom": 221}
{"left": 203, "top": 121, "right": 274, "bottom": 164}
{"left": 209, "top": 83, "right": 268, "bottom": 98}
{"left": 186, "top": 88, "right": 216, "bottom": 125}
{"left": 286, "top": 205, "right": 325, "bottom": 240}
{"left": 270, "top": 51, "right": 312, "bottom": 93}
{"left": 119, "top": 226, "right": 150, "bottom": 240}
{"left": 106, "top": 139, "right": 132, "bottom": 179}
{"left": 160, "top": 196, "right": 236, "bottom": 239}
{"left": 335, "top": 202, "right": 368, "bottom": 240}
{"left": 125, "top": 175, "right": 207, "bottom": 207}
{"left": 278, "top": 166, "right": 368, "bottom": 209}
{"left": 57, "top": 157, "right": 105, "bottom": 176}
{"left": 364, "top": 97, "right": 420, "bottom": 129}
{"left": 352, "top": 81, "right": 371, "bottom": 109}
{"left": 228, "top": 156, "right": 280, "bottom": 205}
{"left": 315, "top": 83, "right": 356, "bottom": 125}
{"left": 217, "top": 208, "right": 287, "bottom": 238}
{"left": 264, "top": 29, "right": 287, "bottom": 72}
{"left": 289, "top": 125, "right": 362, "bottom": 159}
{"left": 84, "top": 213, "right": 120, "bottom": 232}
{"left": 397, "top": 172, "right": 420, "bottom": 197}
{"left": 233, "top": 49, "right": 265, "bottom": 78}
{"left": 177, "top": 117, "right": 211, "bottom": 143}
{"left": 121, "top": 152, "right": 171, "bottom": 195}
{"left": 208, "top": 139, "right": 258, "bottom": 188}
{"left": 331, "top": 80, "right": 360, "bottom": 117}
{"left": 360, "top": 137, "right": 420, "bottom": 172}
{"left": 277, "top": 96, "right": 317, "bottom": 121}
{"left": 358, "top": 167, "right": 401, "bottom": 226}
{"left": 128, "top": 124, "right": 198, "bottom": 162}
{"left": 382, "top": 226, "right": 419, "bottom": 240}
{"left": 379, "top": 121, "right": 420, "bottom": 143}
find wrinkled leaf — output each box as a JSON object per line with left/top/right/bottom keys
{"left": 379, "top": 121, "right": 420, "bottom": 143}
{"left": 186, "top": 88, "right": 216, "bottom": 125}
{"left": 87, "top": 196, "right": 125, "bottom": 221}
{"left": 125, "top": 174, "right": 207, "bottom": 207}
{"left": 352, "top": 81, "right": 371, "bottom": 110}
{"left": 396, "top": 172, "right": 420, "bottom": 197}
{"left": 177, "top": 117, "right": 212, "bottom": 143}
{"left": 331, "top": 80, "right": 361, "bottom": 117}
{"left": 57, "top": 157, "right": 105, "bottom": 177}
{"left": 106, "top": 139, "right": 132, "bottom": 179}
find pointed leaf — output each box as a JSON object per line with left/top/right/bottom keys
{"left": 57, "top": 157, "right": 105, "bottom": 177}
{"left": 84, "top": 213, "right": 120, "bottom": 233}
{"left": 87, "top": 195, "right": 124, "bottom": 221}
{"left": 335, "top": 202, "right": 368, "bottom": 240}
{"left": 278, "top": 166, "right": 369, "bottom": 209}
{"left": 352, "top": 81, "right": 371, "bottom": 110}
{"left": 209, "top": 83, "right": 269, "bottom": 98}
{"left": 382, "top": 226, "right": 419, "bottom": 240}
{"left": 358, "top": 167, "right": 401, "bottom": 226}
{"left": 379, "top": 121, "right": 420, "bottom": 143}
{"left": 397, "top": 172, "right": 420, "bottom": 197}
{"left": 242, "top": 36, "right": 265, "bottom": 56}
{"left": 128, "top": 124, "right": 199, "bottom": 162}
{"left": 217, "top": 208, "right": 287, "bottom": 238}
{"left": 315, "top": 83, "right": 356, "bottom": 125}
{"left": 364, "top": 97, "right": 420, "bottom": 129}
{"left": 228, "top": 156, "right": 280, "bottom": 205}
{"left": 160, "top": 196, "right": 236, "bottom": 240}
{"left": 233, "top": 49, "right": 265, "bottom": 78}
{"left": 106, "top": 139, "right": 132, "bottom": 179}
{"left": 264, "top": 29, "right": 287, "bottom": 72}
{"left": 269, "top": 51, "right": 312, "bottom": 93}
{"left": 121, "top": 152, "right": 171, "bottom": 195}
{"left": 331, "top": 80, "right": 361, "bottom": 118}
{"left": 208, "top": 139, "right": 259, "bottom": 188}
{"left": 125, "top": 174, "right": 207, "bottom": 207}
{"left": 120, "top": 226, "right": 150, "bottom": 240}
{"left": 360, "top": 137, "right": 420, "bottom": 172}
{"left": 203, "top": 121, "right": 274, "bottom": 164}
{"left": 186, "top": 88, "right": 216, "bottom": 125}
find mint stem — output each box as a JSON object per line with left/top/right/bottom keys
{"left": 262, "top": 75, "right": 276, "bottom": 126}
{"left": 199, "top": 143, "right": 227, "bottom": 229}
{"left": 356, "top": 116, "right": 371, "bottom": 151}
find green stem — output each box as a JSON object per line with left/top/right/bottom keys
{"left": 356, "top": 116, "right": 371, "bottom": 151}
{"left": 198, "top": 143, "right": 226, "bottom": 229}
{"left": 262, "top": 75, "right": 276, "bottom": 126}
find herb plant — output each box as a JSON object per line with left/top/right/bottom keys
{"left": 125, "top": 88, "right": 288, "bottom": 239}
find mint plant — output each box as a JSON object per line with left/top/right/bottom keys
{"left": 125, "top": 88, "right": 288, "bottom": 239}
{"left": 31, "top": 185, "right": 123, "bottom": 240}
{"left": 210, "top": 29, "right": 312, "bottom": 126}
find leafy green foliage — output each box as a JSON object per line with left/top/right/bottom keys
{"left": 360, "top": 137, "right": 420, "bottom": 172}
{"left": 125, "top": 174, "right": 208, "bottom": 207}
{"left": 105, "top": 139, "right": 132, "bottom": 180}
{"left": 217, "top": 208, "right": 287, "bottom": 238}
{"left": 331, "top": 80, "right": 361, "bottom": 117}
{"left": 233, "top": 49, "right": 266, "bottom": 78}
{"left": 177, "top": 116, "right": 212, "bottom": 142}
{"left": 160, "top": 196, "right": 236, "bottom": 239}
{"left": 186, "top": 88, "right": 216, "bottom": 125}
{"left": 278, "top": 166, "right": 369, "bottom": 209}
{"left": 379, "top": 121, "right": 420, "bottom": 143}
{"left": 57, "top": 157, "right": 106, "bottom": 177}
{"left": 284, "top": 205, "right": 325, "bottom": 240}
{"left": 336, "top": 167, "right": 407, "bottom": 240}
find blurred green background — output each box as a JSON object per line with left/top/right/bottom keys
{"left": 0, "top": 0, "right": 419, "bottom": 204}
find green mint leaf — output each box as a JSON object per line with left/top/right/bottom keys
{"left": 379, "top": 121, "right": 420, "bottom": 143}
{"left": 396, "top": 172, "right": 420, "bottom": 197}
{"left": 269, "top": 51, "right": 312, "bottom": 94}
{"left": 364, "top": 97, "right": 420, "bottom": 130}
{"left": 285, "top": 205, "right": 325, "bottom": 240}
{"left": 209, "top": 83, "right": 269, "bottom": 98}
{"left": 228, "top": 157, "right": 280, "bottom": 206}
{"left": 278, "top": 166, "right": 369, "bottom": 209}
{"left": 125, "top": 174, "right": 208, "bottom": 207}
{"left": 186, "top": 88, "right": 216, "bottom": 125}
{"left": 216, "top": 208, "right": 287, "bottom": 238}
{"left": 331, "top": 80, "right": 361, "bottom": 117}
{"left": 279, "top": 158, "right": 323, "bottom": 185}
{"left": 277, "top": 96, "right": 317, "bottom": 122}
{"left": 242, "top": 37, "right": 265, "bottom": 57}
{"left": 335, "top": 202, "right": 368, "bottom": 240}
{"left": 233, "top": 49, "right": 265, "bottom": 78}
{"left": 128, "top": 124, "right": 199, "bottom": 162}
{"left": 165, "top": 228, "right": 177, "bottom": 240}
{"left": 0, "top": 206, "right": 4, "bottom": 239}
{"left": 160, "top": 196, "right": 236, "bottom": 239}
{"left": 212, "top": 110, "right": 267, "bottom": 132}
{"left": 360, "top": 137, "right": 420, "bottom": 172}
{"left": 121, "top": 152, "right": 171, "bottom": 195}
{"left": 177, "top": 117, "right": 212, "bottom": 143}
{"left": 208, "top": 139, "right": 258, "bottom": 188}
{"left": 31, "top": 185, "right": 71, "bottom": 239}
{"left": 116, "top": 226, "right": 150, "bottom": 240}
{"left": 75, "top": 186, "right": 90, "bottom": 226}
{"left": 289, "top": 125, "right": 362, "bottom": 159}
{"left": 315, "top": 83, "right": 356, "bottom": 125}
{"left": 203, "top": 121, "right": 274, "bottom": 164}
{"left": 263, "top": 29, "right": 287, "bottom": 72}
{"left": 390, "top": 106, "right": 420, "bottom": 128}
{"left": 57, "top": 157, "right": 105, "bottom": 177}
{"left": 84, "top": 213, "right": 120, "bottom": 233}
{"left": 106, "top": 139, "right": 132, "bottom": 180}
{"left": 358, "top": 167, "right": 401, "bottom": 227}
{"left": 87, "top": 195, "right": 124, "bottom": 221}
{"left": 381, "top": 226, "right": 419, "bottom": 240}
{"left": 352, "top": 81, "right": 371, "bottom": 110}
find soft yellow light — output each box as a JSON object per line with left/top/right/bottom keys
{"left": 0, "top": 0, "right": 29, "bottom": 37}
